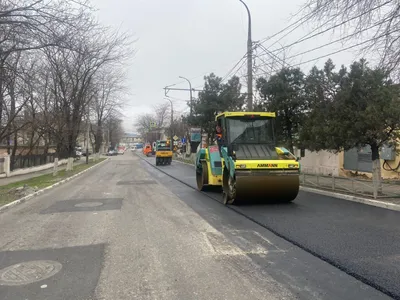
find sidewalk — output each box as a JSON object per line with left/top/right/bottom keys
{"left": 0, "top": 159, "right": 87, "bottom": 187}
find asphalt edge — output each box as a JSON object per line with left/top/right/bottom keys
{"left": 0, "top": 157, "right": 110, "bottom": 213}
{"left": 300, "top": 186, "right": 400, "bottom": 212}
{"left": 173, "top": 158, "right": 400, "bottom": 212}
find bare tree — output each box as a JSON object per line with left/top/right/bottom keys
{"left": 0, "top": 0, "right": 94, "bottom": 142}
{"left": 302, "top": 0, "right": 400, "bottom": 71}
{"left": 43, "top": 14, "right": 133, "bottom": 169}
{"left": 0, "top": 0, "right": 134, "bottom": 172}
{"left": 135, "top": 114, "right": 157, "bottom": 137}
{"left": 90, "top": 69, "right": 127, "bottom": 153}
{"left": 105, "top": 111, "right": 124, "bottom": 150}
{"left": 154, "top": 102, "right": 170, "bottom": 128}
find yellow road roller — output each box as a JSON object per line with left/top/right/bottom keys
{"left": 195, "top": 111, "right": 300, "bottom": 205}
{"left": 155, "top": 140, "right": 173, "bottom": 166}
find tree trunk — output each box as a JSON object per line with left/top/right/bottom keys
{"left": 284, "top": 110, "right": 294, "bottom": 153}
{"left": 370, "top": 142, "right": 382, "bottom": 198}
{"left": 95, "top": 120, "right": 102, "bottom": 153}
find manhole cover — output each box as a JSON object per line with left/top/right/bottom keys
{"left": 74, "top": 202, "right": 104, "bottom": 208}
{"left": 0, "top": 260, "right": 62, "bottom": 286}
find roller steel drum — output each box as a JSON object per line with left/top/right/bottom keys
{"left": 234, "top": 170, "right": 299, "bottom": 203}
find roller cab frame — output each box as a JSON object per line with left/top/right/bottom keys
{"left": 155, "top": 140, "right": 173, "bottom": 166}
{"left": 195, "top": 112, "right": 300, "bottom": 205}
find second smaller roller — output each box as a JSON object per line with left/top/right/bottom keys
{"left": 155, "top": 140, "right": 173, "bottom": 166}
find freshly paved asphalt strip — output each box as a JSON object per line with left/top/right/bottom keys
{"left": 140, "top": 154, "right": 400, "bottom": 300}
{"left": 0, "top": 153, "right": 392, "bottom": 299}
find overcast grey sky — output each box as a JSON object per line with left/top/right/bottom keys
{"left": 93, "top": 0, "right": 366, "bottom": 132}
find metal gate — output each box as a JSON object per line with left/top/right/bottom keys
{"left": 344, "top": 146, "right": 372, "bottom": 173}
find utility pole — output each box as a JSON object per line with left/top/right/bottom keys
{"left": 86, "top": 104, "right": 90, "bottom": 164}
{"left": 239, "top": 0, "right": 253, "bottom": 111}
{"left": 165, "top": 98, "right": 173, "bottom": 143}
{"left": 178, "top": 76, "right": 193, "bottom": 116}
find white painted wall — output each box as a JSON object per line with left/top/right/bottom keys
{"left": 298, "top": 149, "right": 340, "bottom": 176}
{"left": 8, "top": 159, "right": 68, "bottom": 177}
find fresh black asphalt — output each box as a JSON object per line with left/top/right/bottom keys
{"left": 141, "top": 156, "right": 400, "bottom": 299}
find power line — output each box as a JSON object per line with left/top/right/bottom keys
{"left": 290, "top": 28, "right": 400, "bottom": 67}
{"left": 252, "top": 47, "right": 281, "bottom": 76}
{"left": 259, "top": 1, "right": 390, "bottom": 58}
{"left": 255, "top": 15, "right": 397, "bottom": 70}
{"left": 165, "top": 53, "right": 249, "bottom": 89}
{"left": 252, "top": 28, "right": 400, "bottom": 78}
{"left": 256, "top": 2, "right": 331, "bottom": 46}
{"left": 256, "top": 43, "right": 290, "bottom": 68}
{"left": 221, "top": 54, "right": 248, "bottom": 82}
{"left": 258, "top": 1, "right": 363, "bottom": 53}
{"left": 284, "top": 16, "right": 398, "bottom": 61}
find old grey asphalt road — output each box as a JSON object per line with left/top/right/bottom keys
{"left": 141, "top": 154, "right": 400, "bottom": 300}
{"left": 0, "top": 154, "right": 392, "bottom": 300}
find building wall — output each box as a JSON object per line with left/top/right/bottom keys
{"left": 298, "top": 149, "right": 340, "bottom": 176}
{"left": 347, "top": 156, "right": 400, "bottom": 179}
{"left": 298, "top": 147, "right": 400, "bottom": 179}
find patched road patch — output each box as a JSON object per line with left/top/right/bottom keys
{"left": 74, "top": 202, "right": 104, "bottom": 208}
{"left": 0, "top": 244, "right": 105, "bottom": 300}
{"left": 40, "top": 198, "right": 123, "bottom": 214}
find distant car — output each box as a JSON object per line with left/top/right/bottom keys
{"left": 118, "top": 149, "right": 124, "bottom": 155}
{"left": 75, "top": 150, "right": 82, "bottom": 160}
{"left": 107, "top": 149, "right": 117, "bottom": 156}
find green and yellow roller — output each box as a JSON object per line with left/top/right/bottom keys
{"left": 195, "top": 112, "right": 300, "bottom": 205}
{"left": 155, "top": 140, "right": 173, "bottom": 166}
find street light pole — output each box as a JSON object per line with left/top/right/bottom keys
{"left": 165, "top": 98, "right": 173, "bottom": 143}
{"left": 179, "top": 76, "right": 193, "bottom": 116}
{"left": 239, "top": 0, "right": 253, "bottom": 111}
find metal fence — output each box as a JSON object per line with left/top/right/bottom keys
{"left": 301, "top": 171, "right": 400, "bottom": 199}
{"left": 10, "top": 152, "right": 69, "bottom": 172}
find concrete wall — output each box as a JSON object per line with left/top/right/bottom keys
{"left": 9, "top": 158, "right": 68, "bottom": 177}
{"left": 347, "top": 156, "right": 400, "bottom": 180}
{"left": 0, "top": 158, "right": 68, "bottom": 178}
{"left": 297, "top": 149, "right": 340, "bottom": 176}
{"left": 381, "top": 154, "right": 400, "bottom": 179}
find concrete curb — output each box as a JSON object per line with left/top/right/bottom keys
{"left": 174, "top": 158, "right": 400, "bottom": 212}
{"left": 0, "top": 158, "right": 110, "bottom": 213}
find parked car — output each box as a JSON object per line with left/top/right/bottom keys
{"left": 107, "top": 149, "right": 117, "bottom": 156}
{"left": 75, "top": 150, "right": 82, "bottom": 160}
{"left": 118, "top": 149, "right": 124, "bottom": 155}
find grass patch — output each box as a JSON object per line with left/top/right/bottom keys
{"left": 0, "top": 158, "right": 106, "bottom": 207}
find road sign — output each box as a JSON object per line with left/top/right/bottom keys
{"left": 190, "top": 128, "right": 201, "bottom": 142}
{"left": 173, "top": 135, "right": 179, "bottom": 141}
{"left": 178, "top": 141, "right": 182, "bottom": 147}
{"left": 150, "top": 122, "right": 156, "bottom": 128}
{"left": 181, "top": 137, "right": 186, "bottom": 144}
